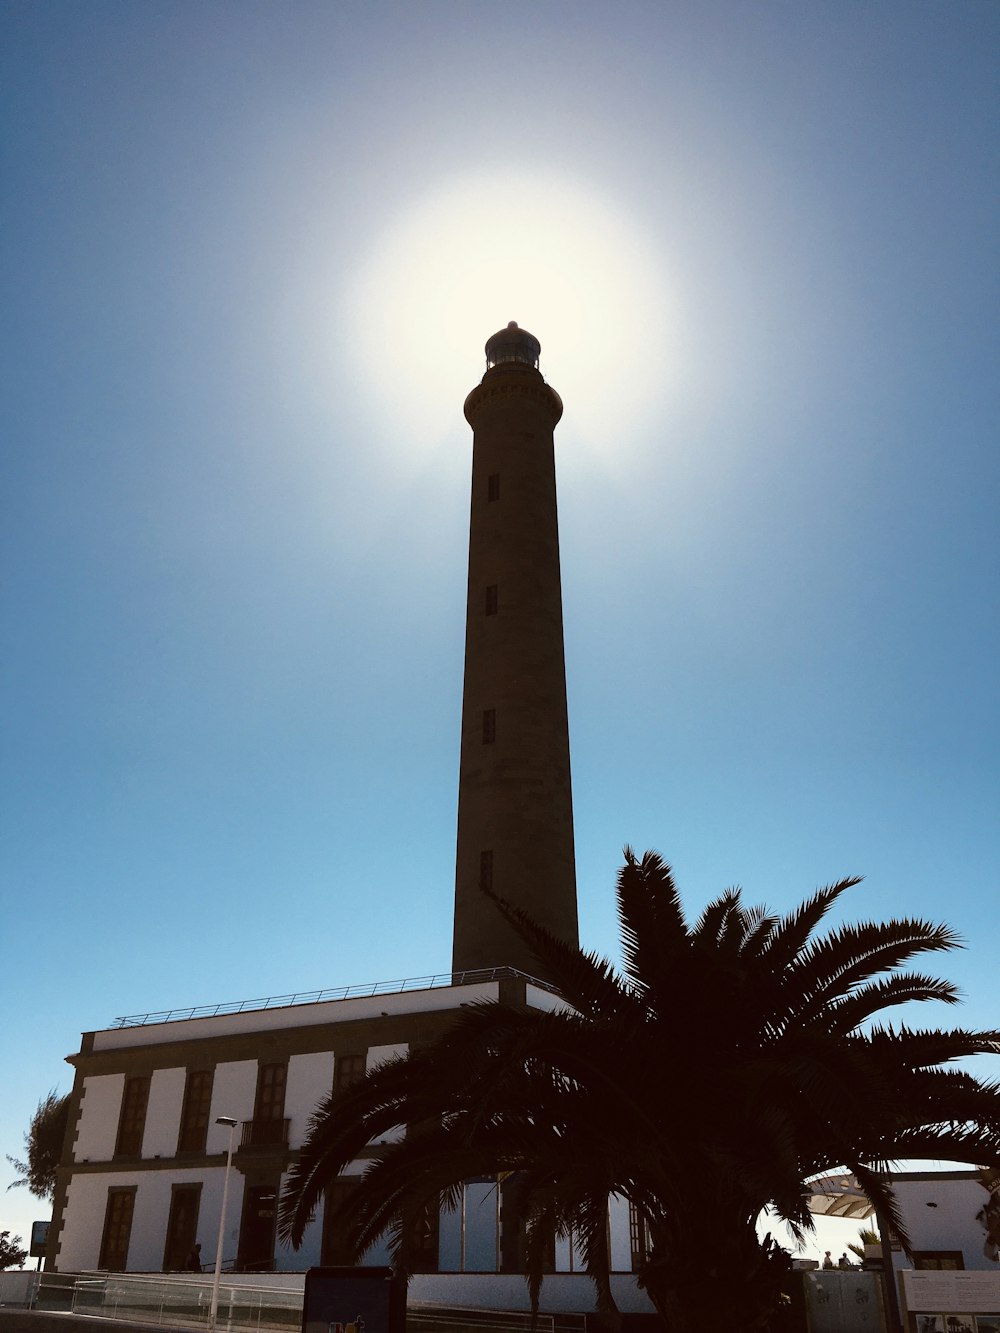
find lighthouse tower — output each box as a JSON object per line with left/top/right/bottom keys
{"left": 452, "top": 324, "right": 579, "bottom": 978}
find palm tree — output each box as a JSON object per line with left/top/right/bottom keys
{"left": 847, "top": 1226, "right": 880, "bottom": 1262}
{"left": 6, "top": 1092, "right": 70, "bottom": 1202}
{"left": 279, "top": 850, "right": 1000, "bottom": 1332}
{"left": 0, "top": 1231, "right": 28, "bottom": 1271}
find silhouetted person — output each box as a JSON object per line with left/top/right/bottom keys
{"left": 185, "top": 1243, "right": 202, "bottom": 1272}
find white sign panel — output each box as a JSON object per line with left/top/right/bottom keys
{"left": 902, "top": 1269, "right": 1000, "bottom": 1313}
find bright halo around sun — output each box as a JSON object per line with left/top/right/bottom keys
{"left": 347, "top": 171, "right": 677, "bottom": 449}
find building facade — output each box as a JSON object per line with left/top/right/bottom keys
{"left": 885, "top": 1170, "right": 1000, "bottom": 1273}
{"left": 50, "top": 973, "right": 611, "bottom": 1276}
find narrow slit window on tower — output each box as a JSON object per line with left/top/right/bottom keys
{"left": 487, "top": 473, "right": 500, "bottom": 502}
{"left": 485, "top": 584, "right": 498, "bottom": 615}
{"left": 482, "top": 709, "right": 496, "bottom": 744}
{"left": 479, "top": 850, "right": 494, "bottom": 891}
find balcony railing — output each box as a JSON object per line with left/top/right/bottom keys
{"left": 239, "top": 1118, "right": 290, "bottom": 1150}
{"left": 110, "top": 966, "right": 558, "bottom": 1029}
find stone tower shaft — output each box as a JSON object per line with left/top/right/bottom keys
{"left": 452, "top": 324, "right": 579, "bottom": 978}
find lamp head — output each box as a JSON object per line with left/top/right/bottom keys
{"left": 215, "top": 1116, "right": 238, "bottom": 1128}
{"left": 484, "top": 321, "right": 541, "bottom": 371}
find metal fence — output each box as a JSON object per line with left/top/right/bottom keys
{"left": 67, "top": 1275, "right": 302, "bottom": 1332}
{"left": 20, "top": 1273, "right": 564, "bottom": 1333}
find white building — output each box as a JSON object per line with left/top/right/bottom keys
{"left": 49, "top": 971, "right": 644, "bottom": 1287}
{"left": 885, "top": 1170, "right": 1000, "bottom": 1273}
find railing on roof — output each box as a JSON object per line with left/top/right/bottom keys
{"left": 110, "top": 966, "right": 556, "bottom": 1029}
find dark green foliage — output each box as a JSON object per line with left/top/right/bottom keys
{"left": 848, "top": 1226, "right": 880, "bottom": 1261}
{"left": 6, "top": 1091, "right": 71, "bottom": 1202}
{"left": 0, "top": 1231, "right": 28, "bottom": 1270}
{"left": 279, "top": 849, "right": 1000, "bottom": 1331}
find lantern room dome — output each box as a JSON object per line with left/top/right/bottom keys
{"left": 484, "top": 321, "right": 541, "bottom": 371}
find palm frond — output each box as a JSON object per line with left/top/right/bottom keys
{"left": 758, "top": 880, "right": 860, "bottom": 972}
{"left": 777, "top": 917, "right": 962, "bottom": 1029}
{"left": 615, "top": 847, "right": 688, "bottom": 993}
{"left": 691, "top": 890, "right": 741, "bottom": 949}
{"left": 481, "top": 884, "right": 635, "bottom": 1015}
{"left": 826, "top": 973, "right": 960, "bottom": 1033}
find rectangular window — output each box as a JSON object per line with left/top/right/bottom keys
{"left": 242, "top": 1063, "right": 288, "bottom": 1148}
{"left": 254, "top": 1063, "right": 286, "bottom": 1123}
{"left": 484, "top": 584, "right": 498, "bottom": 615}
{"left": 321, "top": 1177, "right": 360, "bottom": 1266}
{"left": 99, "top": 1187, "right": 136, "bottom": 1271}
{"left": 462, "top": 1178, "right": 501, "bottom": 1272}
{"left": 334, "top": 1053, "right": 366, "bottom": 1096}
{"left": 238, "top": 1183, "right": 278, "bottom": 1272}
{"left": 482, "top": 709, "right": 496, "bottom": 744}
{"left": 177, "top": 1070, "right": 213, "bottom": 1154}
{"left": 115, "top": 1076, "right": 149, "bottom": 1158}
{"left": 163, "top": 1184, "right": 202, "bottom": 1272}
{"left": 409, "top": 1198, "right": 440, "bottom": 1274}
{"left": 629, "top": 1201, "right": 650, "bottom": 1271}
{"left": 487, "top": 473, "right": 500, "bottom": 502}
{"left": 479, "top": 850, "right": 494, "bottom": 891}
{"left": 913, "top": 1251, "right": 965, "bottom": 1270}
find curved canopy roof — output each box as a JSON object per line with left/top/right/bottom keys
{"left": 806, "top": 1172, "right": 874, "bottom": 1219}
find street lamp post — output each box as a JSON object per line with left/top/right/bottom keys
{"left": 208, "top": 1116, "right": 238, "bottom": 1333}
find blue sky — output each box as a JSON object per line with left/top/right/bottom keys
{"left": 2, "top": 1, "right": 997, "bottom": 1263}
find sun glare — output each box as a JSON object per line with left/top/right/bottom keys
{"left": 346, "top": 172, "right": 677, "bottom": 449}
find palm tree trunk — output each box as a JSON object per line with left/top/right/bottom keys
{"left": 638, "top": 1219, "right": 791, "bottom": 1333}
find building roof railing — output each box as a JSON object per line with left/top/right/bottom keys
{"left": 110, "top": 966, "right": 557, "bottom": 1029}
